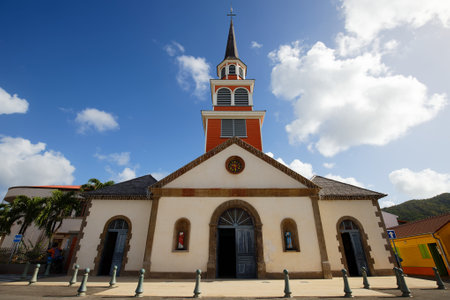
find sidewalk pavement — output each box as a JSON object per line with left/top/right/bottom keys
{"left": 0, "top": 275, "right": 449, "bottom": 299}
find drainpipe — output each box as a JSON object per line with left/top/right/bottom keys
{"left": 432, "top": 233, "right": 450, "bottom": 271}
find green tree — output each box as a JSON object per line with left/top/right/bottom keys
{"left": 80, "top": 178, "right": 115, "bottom": 192}
{"left": 0, "top": 196, "right": 45, "bottom": 236}
{"left": 36, "top": 190, "right": 81, "bottom": 243}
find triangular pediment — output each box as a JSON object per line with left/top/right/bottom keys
{"left": 151, "top": 137, "right": 318, "bottom": 190}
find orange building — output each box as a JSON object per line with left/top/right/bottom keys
{"left": 389, "top": 213, "right": 450, "bottom": 276}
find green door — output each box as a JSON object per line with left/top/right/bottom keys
{"left": 428, "top": 243, "right": 448, "bottom": 276}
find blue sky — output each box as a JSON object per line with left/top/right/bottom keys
{"left": 1, "top": 0, "right": 450, "bottom": 207}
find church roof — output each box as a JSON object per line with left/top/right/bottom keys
{"left": 151, "top": 137, "right": 319, "bottom": 190}
{"left": 388, "top": 213, "right": 450, "bottom": 238}
{"left": 311, "top": 175, "right": 386, "bottom": 200}
{"left": 83, "top": 174, "right": 157, "bottom": 199}
{"left": 224, "top": 20, "right": 239, "bottom": 59}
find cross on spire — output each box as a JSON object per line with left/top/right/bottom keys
{"left": 227, "top": 5, "right": 236, "bottom": 20}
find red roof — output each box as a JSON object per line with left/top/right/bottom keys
{"left": 389, "top": 213, "right": 450, "bottom": 238}
{"left": 33, "top": 185, "right": 81, "bottom": 190}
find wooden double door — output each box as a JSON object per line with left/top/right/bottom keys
{"left": 217, "top": 208, "right": 256, "bottom": 278}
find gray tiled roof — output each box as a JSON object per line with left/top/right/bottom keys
{"left": 311, "top": 175, "right": 386, "bottom": 199}
{"left": 84, "top": 174, "right": 157, "bottom": 198}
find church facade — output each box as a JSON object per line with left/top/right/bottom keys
{"left": 71, "top": 20, "right": 395, "bottom": 279}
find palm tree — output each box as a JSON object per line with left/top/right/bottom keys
{"left": 36, "top": 190, "right": 81, "bottom": 243}
{"left": 0, "top": 196, "right": 45, "bottom": 236}
{"left": 80, "top": 178, "right": 115, "bottom": 192}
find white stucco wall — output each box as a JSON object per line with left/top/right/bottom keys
{"left": 165, "top": 144, "right": 307, "bottom": 189}
{"left": 75, "top": 199, "right": 151, "bottom": 271}
{"left": 319, "top": 199, "right": 392, "bottom": 272}
{"left": 150, "top": 196, "right": 322, "bottom": 273}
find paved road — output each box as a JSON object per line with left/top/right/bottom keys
{"left": 0, "top": 275, "right": 449, "bottom": 299}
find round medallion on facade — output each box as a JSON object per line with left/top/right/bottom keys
{"left": 226, "top": 156, "right": 245, "bottom": 174}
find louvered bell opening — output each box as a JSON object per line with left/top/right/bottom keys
{"left": 228, "top": 64, "right": 236, "bottom": 75}
{"left": 221, "top": 67, "right": 226, "bottom": 79}
{"left": 239, "top": 67, "right": 244, "bottom": 79}
{"left": 234, "top": 119, "right": 246, "bottom": 137}
{"left": 218, "top": 208, "right": 253, "bottom": 226}
{"left": 234, "top": 88, "right": 249, "bottom": 105}
{"left": 217, "top": 88, "right": 231, "bottom": 106}
{"left": 221, "top": 119, "right": 233, "bottom": 137}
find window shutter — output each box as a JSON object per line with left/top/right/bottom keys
{"left": 239, "top": 67, "right": 243, "bottom": 78}
{"left": 234, "top": 119, "right": 246, "bottom": 137}
{"left": 221, "top": 67, "right": 225, "bottom": 78}
{"left": 234, "top": 88, "right": 249, "bottom": 105}
{"left": 217, "top": 88, "right": 231, "bottom": 106}
{"left": 221, "top": 119, "right": 233, "bottom": 137}
{"left": 229, "top": 65, "right": 236, "bottom": 74}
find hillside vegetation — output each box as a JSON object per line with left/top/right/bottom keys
{"left": 382, "top": 193, "right": 450, "bottom": 222}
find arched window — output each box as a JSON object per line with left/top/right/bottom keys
{"left": 173, "top": 218, "right": 190, "bottom": 251}
{"left": 228, "top": 64, "right": 236, "bottom": 75}
{"left": 234, "top": 88, "right": 249, "bottom": 106}
{"left": 239, "top": 67, "right": 244, "bottom": 79}
{"left": 217, "top": 88, "right": 231, "bottom": 106}
{"left": 281, "top": 218, "right": 300, "bottom": 252}
{"left": 221, "top": 67, "right": 226, "bottom": 78}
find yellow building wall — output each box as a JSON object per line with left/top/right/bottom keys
{"left": 435, "top": 223, "right": 450, "bottom": 271}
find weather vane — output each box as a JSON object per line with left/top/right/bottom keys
{"left": 227, "top": 4, "right": 236, "bottom": 20}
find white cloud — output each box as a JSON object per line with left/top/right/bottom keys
{"left": 251, "top": 41, "right": 263, "bottom": 49}
{"left": 380, "top": 200, "right": 396, "bottom": 208}
{"left": 176, "top": 55, "right": 211, "bottom": 98}
{"left": 75, "top": 108, "right": 119, "bottom": 133}
{"left": 325, "top": 174, "right": 365, "bottom": 188}
{"left": 266, "top": 152, "right": 314, "bottom": 178}
{"left": 0, "top": 87, "right": 29, "bottom": 115}
{"left": 0, "top": 136, "right": 75, "bottom": 189}
{"left": 269, "top": 41, "right": 447, "bottom": 157}
{"left": 342, "top": 0, "right": 450, "bottom": 42}
{"left": 115, "top": 167, "right": 136, "bottom": 183}
{"left": 323, "top": 162, "right": 335, "bottom": 169}
{"left": 164, "top": 41, "right": 185, "bottom": 56}
{"left": 389, "top": 168, "right": 450, "bottom": 199}
{"left": 95, "top": 152, "right": 130, "bottom": 166}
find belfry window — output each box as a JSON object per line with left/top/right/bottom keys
{"left": 228, "top": 65, "right": 236, "bottom": 75}
{"left": 221, "top": 119, "right": 246, "bottom": 137}
{"left": 217, "top": 88, "right": 231, "bottom": 105}
{"left": 234, "top": 88, "right": 249, "bottom": 106}
{"left": 239, "top": 67, "right": 244, "bottom": 79}
{"left": 221, "top": 67, "right": 226, "bottom": 79}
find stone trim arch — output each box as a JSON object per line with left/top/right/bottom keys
{"left": 93, "top": 215, "right": 132, "bottom": 276}
{"left": 173, "top": 218, "right": 191, "bottom": 251}
{"left": 336, "top": 216, "right": 375, "bottom": 276}
{"left": 280, "top": 218, "right": 300, "bottom": 252}
{"left": 206, "top": 199, "right": 265, "bottom": 279}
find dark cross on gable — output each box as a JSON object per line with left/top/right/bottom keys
{"left": 227, "top": 5, "right": 236, "bottom": 20}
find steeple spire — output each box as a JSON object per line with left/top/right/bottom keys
{"left": 224, "top": 10, "right": 238, "bottom": 59}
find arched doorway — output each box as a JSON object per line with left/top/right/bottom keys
{"left": 338, "top": 219, "right": 370, "bottom": 276}
{"left": 217, "top": 208, "right": 256, "bottom": 278}
{"left": 207, "top": 200, "right": 265, "bottom": 279}
{"left": 98, "top": 218, "right": 129, "bottom": 276}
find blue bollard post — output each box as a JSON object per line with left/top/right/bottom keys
{"left": 361, "top": 267, "right": 370, "bottom": 289}
{"left": 193, "top": 269, "right": 201, "bottom": 298}
{"left": 394, "top": 267, "right": 401, "bottom": 289}
{"left": 398, "top": 268, "right": 411, "bottom": 297}
{"left": 109, "top": 265, "right": 118, "bottom": 288}
{"left": 69, "top": 264, "right": 79, "bottom": 286}
{"left": 342, "top": 269, "right": 353, "bottom": 298}
{"left": 77, "top": 268, "right": 90, "bottom": 297}
{"left": 28, "top": 264, "right": 40, "bottom": 285}
{"left": 134, "top": 269, "right": 145, "bottom": 297}
{"left": 283, "top": 269, "right": 292, "bottom": 298}
{"left": 44, "top": 262, "right": 51, "bottom": 276}
{"left": 433, "top": 267, "right": 446, "bottom": 290}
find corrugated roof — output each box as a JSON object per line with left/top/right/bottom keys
{"left": 84, "top": 174, "right": 157, "bottom": 198}
{"left": 388, "top": 213, "right": 450, "bottom": 238}
{"left": 311, "top": 175, "right": 386, "bottom": 200}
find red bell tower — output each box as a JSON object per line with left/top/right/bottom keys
{"left": 201, "top": 17, "right": 265, "bottom": 152}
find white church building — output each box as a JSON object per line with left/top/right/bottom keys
{"left": 71, "top": 20, "right": 395, "bottom": 279}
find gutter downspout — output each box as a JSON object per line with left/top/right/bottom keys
{"left": 432, "top": 233, "right": 450, "bottom": 271}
